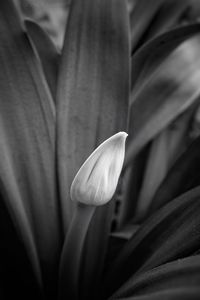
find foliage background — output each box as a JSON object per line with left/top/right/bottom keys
{"left": 1, "top": 0, "right": 200, "bottom": 299}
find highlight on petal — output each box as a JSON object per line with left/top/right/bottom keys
{"left": 70, "top": 132, "right": 128, "bottom": 206}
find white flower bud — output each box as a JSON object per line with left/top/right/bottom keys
{"left": 70, "top": 132, "right": 128, "bottom": 206}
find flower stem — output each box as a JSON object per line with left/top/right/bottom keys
{"left": 58, "top": 203, "right": 95, "bottom": 300}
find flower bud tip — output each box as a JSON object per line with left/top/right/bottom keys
{"left": 70, "top": 132, "right": 128, "bottom": 206}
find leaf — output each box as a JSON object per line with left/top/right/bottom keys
{"left": 103, "top": 187, "right": 200, "bottom": 298}
{"left": 114, "top": 288, "right": 200, "bottom": 300}
{"left": 125, "top": 34, "right": 200, "bottom": 167}
{"left": 135, "top": 109, "right": 193, "bottom": 219}
{"left": 56, "top": 0, "right": 129, "bottom": 299}
{"left": 117, "top": 144, "right": 150, "bottom": 227}
{"left": 25, "top": 19, "right": 60, "bottom": 101}
{"left": 111, "top": 256, "right": 200, "bottom": 299}
{"left": 150, "top": 130, "right": 200, "bottom": 213}
{"left": 135, "top": 130, "right": 171, "bottom": 219}
{"left": 138, "top": 0, "right": 190, "bottom": 44}
{"left": 0, "top": 0, "right": 62, "bottom": 294}
{"left": 131, "top": 23, "right": 200, "bottom": 96}
{"left": 120, "top": 25, "right": 200, "bottom": 224}
{"left": 56, "top": 0, "right": 130, "bottom": 228}
{"left": 130, "top": 0, "right": 190, "bottom": 53}
{"left": 58, "top": 205, "right": 95, "bottom": 300}
{"left": 129, "top": 0, "right": 165, "bottom": 52}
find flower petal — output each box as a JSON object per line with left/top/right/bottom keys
{"left": 71, "top": 132, "right": 128, "bottom": 206}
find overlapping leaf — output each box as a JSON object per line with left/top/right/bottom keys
{"left": 119, "top": 25, "right": 200, "bottom": 224}
{"left": 129, "top": 0, "right": 189, "bottom": 53}
{"left": 150, "top": 132, "right": 200, "bottom": 212}
{"left": 114, "top": 288, "right": 200, "bottom": 300}
{"left": 103, "top": 187, "right": 200, "bottom": 298}
{"left": 111, "top": 256, "right": 200, "bottom": 299}
{"left": 136, "top": 0, "right": 190, "bottom": 44}
{"left": 129, "top": 0, "right": 165, "bottom": 52}
{"left": 135, "top": 108, "right": 194, "bottom": 219}
{"left": 0, "top": 0, "right": 62, "bottom": 295}
{"left": 125, "top": 33, "right": 200, "bottom": 167}
{"left": 131, "top": 24, "right": 200, "bottom": 90}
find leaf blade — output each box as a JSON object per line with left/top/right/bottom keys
{"left": 129, "top": 0, "right": 165, "bottom": 52}
{"left": 150, "top": 131, "right": 200, "bottom": 212}
{"left": 25, "top": 19, "right": 60, "bottom": 101}
{"left": 125, "top": 34, "right": 200, "bottom": 167}
{"left": 111, "top": 256, "right": 200, "bottom": 299}
{"left": 103, "top": 187, "right": 200, "bottom": 297}
{"left": 56, "top": 0, "right": 130, "bottom": 298}
{"left": 131, "top": 24, "right": 200, "bottom": 91}
{"left": 0, "top": 0, "right": 62, "bottom": 293}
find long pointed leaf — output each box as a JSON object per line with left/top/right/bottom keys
{"left": 0, "top": 0, "right": 62, "bottom": 294}
{"left": 119, "top": 25, "right": 200, "bottom": 224}
{"left": 114, "top": 288, "right": 200, "bottom": 300}
{"left": 103, "top": 187, "right": 200, "bottom": 297}
{"left": 57, "top": 0, "right": 130, "bottom": 228}
{"left": 56, "top": 0, "right": 130, "bottom": 299}
{"left": 111, "top": 256, "right": 200, "bottom": 299}
{"left": 125, "top": 34, "right": 200, "bottom": 167}
{"left": 131, "top": 24, "right": 200, "bottom": 96}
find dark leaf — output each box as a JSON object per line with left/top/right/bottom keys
{"left": 129, "top": 0, "right": 165, "bottom": 52}
{"left": 0, "top": 0, "right": 62, "bottom": 294}
{"left": 114, "top": 287, "right": 200, "bottom": 300}
{"left": 138, "top": 0, "right": 190, "bottom": 45}
{"left": 103, "top": 187, "right": 200, "bottom": 297}
{"left": 117, "top": 144, "right": 150, "bottom": 227}
{"left": 111, "top": 256, "right": 200, "bottom": 299}
{"left": 150, "top": 132, "right": 200, "bottom": 212}
{"left": 0, "top": 190, "right": 43, "bottom": 299}
{"left": 135, "top": 108, "right": 193, "bottom": 219}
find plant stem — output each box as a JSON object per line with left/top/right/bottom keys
{"left": 58, "top": 203, "right": 95, "bottom": 300}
